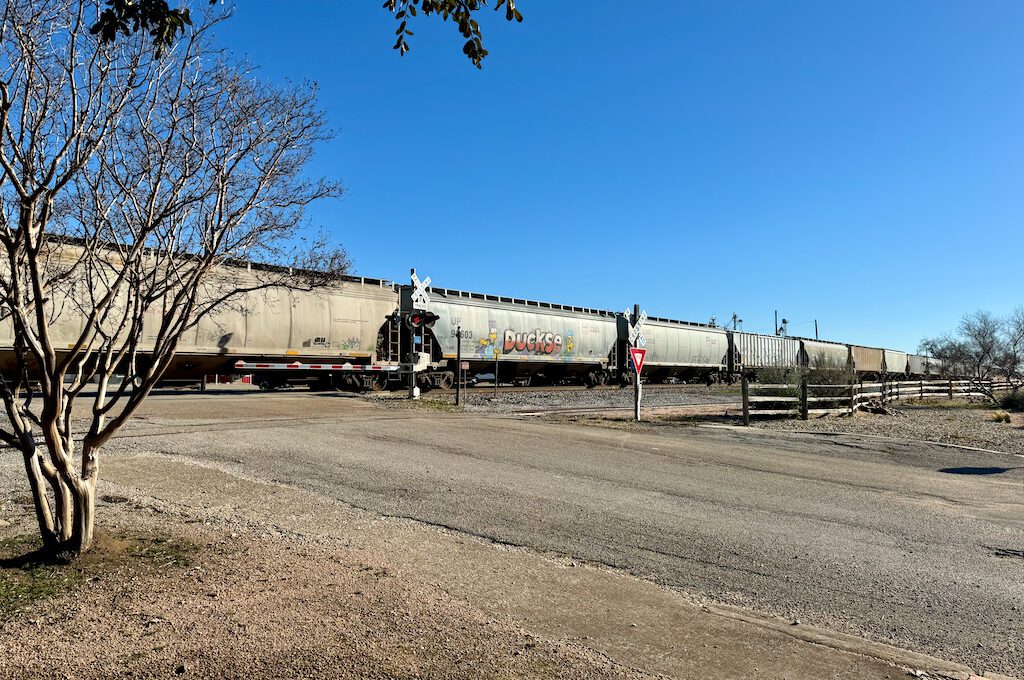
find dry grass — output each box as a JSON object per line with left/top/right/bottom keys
{"left": 0, "top": 531, "right": 197, "bottom": 622}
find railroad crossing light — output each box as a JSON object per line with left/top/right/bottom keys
{"left": 406, "top": 311, "right": 440, "bottom": 329}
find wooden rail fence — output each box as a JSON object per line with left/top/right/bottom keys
{"left": 739, "top": 376, "right": 1015, "bottom": 426}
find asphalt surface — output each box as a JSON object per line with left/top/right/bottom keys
{"left": 87, "top": 392, "right": 1024, "bottom": 675}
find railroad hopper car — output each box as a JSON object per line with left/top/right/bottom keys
{"left": 799, "top": 339, "right": 851, "bottom": 370}
{"left": 907, "top": 354, "right": 930, "bottom": 378}
{"left": 883, "top": 349, "right": 909, "bottom": 379}
{"left": 134, "top": 276, "right": 399, "bottom": 388}
{"left": 729, "top": 332, "right": 801, "bottom": 376}
{"left": 411, "top": 287, "right": 620, "bottom": 387}
{"left": 0, "top": 245, "right": 401, "bottom": 388}
{"left": 623, "top": 318, "right": 730, "bottom": 383}
{"left": 850, "top": 345, "right": 885, "bottom": 379}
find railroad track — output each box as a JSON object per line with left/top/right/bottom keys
{"left": 432, "top": 383, "right": 741, "bottom": 395}
{"left": 510, "top": 402, "right": 744, "bottom": 417}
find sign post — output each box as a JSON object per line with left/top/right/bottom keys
{"left": 407, "top": 268, "right": 431, "bottom": 400}
{"left": 629, "top": 304, "right": 648, "bottom": 422}
{"left": 630, "top": 346, "right": 647, "bottom": 422}
{"left": 456, "top": 325, "right": 462, "bottom": 407}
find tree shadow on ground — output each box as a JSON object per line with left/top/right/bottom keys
{"left": 939, "top": 466, "right": 1016, "bottom": 475}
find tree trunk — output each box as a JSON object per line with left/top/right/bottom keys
{"left": 69, "top": 480, "right": 96, "bottom": 555}
{"left": 22, "top": 448, "right": 59, "bottom": 548}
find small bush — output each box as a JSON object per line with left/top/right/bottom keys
{"left": 989, "top": 410, "right": 1011, "bottom": 423}
{"left": 998, "top": 390, "right": 1024, "bottom": 411}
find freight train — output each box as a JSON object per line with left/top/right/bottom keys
{"left": 0, "top": 259, "right": 944, "bottom": 391}
{"left": 224, "top": 275, "right": 944, "bottom": 390}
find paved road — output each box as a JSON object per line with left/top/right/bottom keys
{"left": 115, "top": 392, "right": 1024, "bottom": 675}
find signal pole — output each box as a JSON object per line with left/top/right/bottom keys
{"left": 456, "top": 325, "right": 462, "bottom": 407}
{"left": 408, "top": 269, "right": 415, "bottom": 399}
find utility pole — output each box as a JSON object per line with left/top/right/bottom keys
{"left": 774, "top": 310, "right": 778, "bottom": 336}
{"left": 815, "top": 319, "right": 819, "bottom": 340}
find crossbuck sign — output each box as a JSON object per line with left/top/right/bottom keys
{"left": 627, "top": 310, "right": 648, "bottom": 347}
{"left": 410, "top": 271, "right": 431, "bottom": 309}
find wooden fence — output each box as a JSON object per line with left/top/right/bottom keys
{"left": 740, "top": 376, "right": 1016, "bottom": 425}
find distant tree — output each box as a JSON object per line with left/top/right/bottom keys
{"left": 920, "top": 309, "right": 1023, "bottom": 387}
{"left": 91, "top": 0, "right": 524, "bottom": 67}
{"left": 0, "top": 0, "right": 344, "bottom": 555}
{"left": 997, "top": 307, "right": 1024, "bottom": 383}
{"left": 958, "top": 311, "right": 1003, "bottom": 379}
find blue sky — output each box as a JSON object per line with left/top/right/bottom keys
{"left": 215, "top": 1, "right": 1023, "bottom": 351}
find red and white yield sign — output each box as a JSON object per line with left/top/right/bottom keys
{"left": 629, "top": 347, "right": 647, "bottom": 375}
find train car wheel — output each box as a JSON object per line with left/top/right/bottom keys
{"left": 438, "top": 372, "right": 454, "bottom": 390}
{"left": 369, "top": 375, "right": 387, "bottom": 392}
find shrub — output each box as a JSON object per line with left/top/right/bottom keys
{"left": 990, "top": 410, "right": 1011, "bottom": 423}
{"left": 998, "top": 390, "right": 1024, "bottom": 411}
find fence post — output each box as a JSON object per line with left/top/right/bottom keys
{"left": 920, "top": 380, "right": 923, "bottom": 399}
{"left": 741, "top": 374, "right": 750, "bottom": 426}
{"left": 849, "top": 380, "right": 855, "bottom": 415}
{"left": 880, "top": 376, "right": 886, "bottom": 405}
{"left": 948, "top": 380, "right": 954, "bottom": 400}
{"left": 800, "top": 377, "right": 809, "bottom": 420}
{"left": 896, "top": 380, "right": 900, "bottom": 401}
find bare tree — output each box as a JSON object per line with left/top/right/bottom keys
{"left": 0, "top": 0, "right": 343, "bottom": 555}
{"left": 998, "top": 306, "right": 1024, "bottom": 387}
{"left": 958, "top": 311, "right": 1003, "bottom": 379}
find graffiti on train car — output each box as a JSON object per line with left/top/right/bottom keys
{"left": 473, "top": 325, "right": 577, "bottom": 358}
{"left": 503, "top": 329, "right": 565, "bottom": 355}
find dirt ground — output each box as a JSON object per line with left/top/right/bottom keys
{"left": 751, "top": 401, "right": 1024, "bottom": 455}
{"left": 0, "top": 507, "right": 643, "bottom": 680}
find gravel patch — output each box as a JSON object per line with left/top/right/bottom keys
{"left": 752, "top": 404, "right": 1024, "bottom": 455}
{"left": 371, "top": 385, "right": 740, "bottom": 414}
{"left": 0, "top": 506, "right": 647, "bottom": 680}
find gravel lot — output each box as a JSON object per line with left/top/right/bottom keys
{"left": 372, "top": 384, "right": 740, "bottom": 413}
{"left": 0, "top": 504, "right": 647, "bottom": 680}
{"left": 753, "top": 403, "right": 1024, "bottom": 455}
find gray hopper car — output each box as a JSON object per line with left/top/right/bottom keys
{"left": 0, "top": 243, "right": 401, "bottom": 389}
{"left": 416, "top": 288, "right": 619, "bottom": 387}
{"left": 883, "top": 350, "right": 909, "bottom": 377}
{"left": 731, "top": 333, "right": 801, "bottom": 374}
{"left": 626, "top": 318, "right": 729, "bottom": 383}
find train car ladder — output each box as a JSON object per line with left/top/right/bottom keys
{"left": 387, "top": 314, "right": 401, "bottom": 362}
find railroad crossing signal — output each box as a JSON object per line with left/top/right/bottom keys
{"left": 410, "top": 270, "right": 431, "bottom": 309}
{"left": 406, "top": 310, "right": 439, "bottom": 329}
{"left": 627, "top": 309, "right": 647, "bottom": 347}
{"left": 629, "top": 347, "right": 647, "bottom": 375}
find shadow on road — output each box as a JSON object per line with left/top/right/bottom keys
{"left": 939, "top": 466, "right": 1014, "bottom": 475}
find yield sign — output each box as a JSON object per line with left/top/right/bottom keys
{"left": 629, "top": 347, "right": 647, "bottom": 375}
